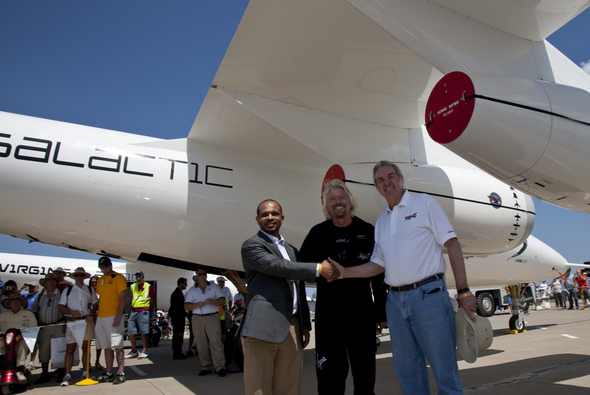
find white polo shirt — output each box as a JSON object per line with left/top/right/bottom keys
{"left": 185, "top": 284, "right": 224, "bottom": 315}
{"left": 59, "top": 283, "right": 97, "bottom": 317}
{"left": 371, "top": 191, "right": 456, "bottom": 287}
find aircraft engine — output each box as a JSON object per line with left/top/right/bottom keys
{"left": 425, "top": 71, "right": 590, "bottom": 210}
{"left": 331, "top": 163, "right": 535, "bottom": 256}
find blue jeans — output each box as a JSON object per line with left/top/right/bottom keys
{"left": 128, "top": 311, "right": 150, "bottom": 335}
{"left": 386, "top": 278, "right": 463, "bottom": 395}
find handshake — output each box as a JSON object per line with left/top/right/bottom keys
{"left": 318, "top": 258, "right": 344, "bottom": 282}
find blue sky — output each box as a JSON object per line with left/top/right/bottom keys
{"left": 0, "top": 2, "right": 589, "bottom": 264}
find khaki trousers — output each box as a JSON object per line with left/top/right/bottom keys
{"left": 242, "top": 324, "right": 303, "bottom": 395}
{"left": 37, "top": 324, "right": 65, "bottom": 364}
{"left": 191, "top": 315, "right": 225, "bottom": 371}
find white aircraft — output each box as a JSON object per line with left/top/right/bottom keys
{"left": 0, "top": 253, "right": 201, "bottom": 311}
{"left": 0, "top": 231, "right": 568, "bottom": 313}
{"left": 0, "top": 1, "right": 588, "bottom": 330}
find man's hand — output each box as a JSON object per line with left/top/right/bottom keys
{"left": 302, "top": 331, "right": 310, "bottom": 348}
{"left": 327, "top": 258, "right": 345, "bottom": 282}
{"left": 70, "top": 309, "right": 82, "bottom": 318}
{"left": 318, "top": 260, "right": 341, "bottom": 282}
{"left": 457, "top": 291, "right": 477, "bottom": 320}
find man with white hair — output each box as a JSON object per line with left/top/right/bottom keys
{"left": 299, "top": 179, "right": 380, "bottom": 395}
{"left": 329, "top": 161, "right": 476, "bottom": 395}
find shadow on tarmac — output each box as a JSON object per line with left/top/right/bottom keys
{"left": 110, "top": 342, "right": 590, "bottom": 395}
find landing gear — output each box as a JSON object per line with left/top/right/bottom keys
{"left": 506, "top": 284, "right": 527, "bottom": 334}
{"left": 508, "top": 315, "right": 525, "bottom": 332}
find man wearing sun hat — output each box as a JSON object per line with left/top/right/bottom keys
{"left": 32, "top": 272, "right": 65, "bottom": 384}
{"left": 0, "top": 292, "right": 37, "bottom": 332}
{"left": 51, "top": 267, "right": 73, "bottom": 292}
{"left": 58, "top": 267, "right": 97, "bottom": 386}
{"left": 0, "top": 292, "right": 38, "bottom": 384}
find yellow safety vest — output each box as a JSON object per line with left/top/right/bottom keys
{"left": 130, "top": 282, "right": 151, "bottom": 309}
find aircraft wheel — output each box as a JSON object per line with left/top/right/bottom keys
{"left": 476, "top": 292, "right": 495, "bottom": 317}
{"left": 509, "top": 315, "right": 526, "bottom": 333}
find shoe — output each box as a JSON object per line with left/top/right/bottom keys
{"left": 125, "top": 351, "right": 139, "bottom": 359}
{"left": 54, "top": 368, "right": 66, "bottom": 383}
{"left": 198, "top": 369, "right": 212, "bottom": 376}
{"left": 216, "top": 368, "right": 227, "bottom": 377}
{"left": 60, "top": 373, "right": 71, "bottom": 387}
{"left": 34, "top": 373, "right": 51, "bottom": 385}
{"left": 97, "top": 372, "right": 114, "bottom": 383}
{"left": 16, "top": 371, "right": 28, "bottom": 384}
{"left": 112, "top": 373, "right": 126, "bottom": 385}
{"left": 138, "top": 352, "right": 149, "bottom": 359}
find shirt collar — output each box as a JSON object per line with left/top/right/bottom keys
{"left": 261, "top": 230, "right": 285, "bottom": 245}
{"left": 385, "top": 190, "right": 412, "bottom": 213}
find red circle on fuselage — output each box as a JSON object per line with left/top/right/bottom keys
{"left": 322, "top": 164, "right": 346, "bottom": 191}
{"left": 425, "top": 71, "right": 475, "bottom": 144}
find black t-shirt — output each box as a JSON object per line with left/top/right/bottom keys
{"left": 299, "top": 216, "right": 375, "bottom": 318}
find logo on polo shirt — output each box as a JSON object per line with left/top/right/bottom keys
{"left": 404, "top": 212, "right": 418, "bottom": 221}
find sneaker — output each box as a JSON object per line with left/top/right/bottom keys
{"left": 198, "top": 369, "right": 212, "bottom": 376}
{"left": 112, "top": 373, "right": 126, "bottom": 385}
{"left": 97, "top": 372, "right": 114, "bottom": 383}
{"left": 137, "top": 352, "right": 149, "bottom": 359}
{"left": 60, "top": 373, "right": 72, "bottom": 387}
{"left": 125, "top": 351, "right": 139, "bottom": 359}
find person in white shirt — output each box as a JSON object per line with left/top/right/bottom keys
{"left": 328, "top": 161, "right": 476, "bottom": 395}
{"left": 184, "top": 270, "right": 226, "bottom": 377}
{"left": 58, "top": 267, "right": 97, "bottom": 386}
{"left": 216, "top": 277, "right": 233, "bottom": 309}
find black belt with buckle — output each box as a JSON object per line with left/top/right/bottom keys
{"left": 388, "top": 273, "right": 444, "bottom": 292}
{"left": 194, "top": 312, "right": 218, "bottom": 317}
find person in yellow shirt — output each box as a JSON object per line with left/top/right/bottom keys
{"left": 94, "top": 257, "right": 128, "bottom": 385}
{"left": 126, "top": 272, "right": 151, "bottom": 359}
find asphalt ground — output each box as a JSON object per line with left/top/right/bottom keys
{"left": 23, "top": 307, "right": 590, "bottom": 395}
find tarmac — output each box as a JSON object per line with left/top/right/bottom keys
{"left": 24, "top": 307, "right": 590, "bottom": 395}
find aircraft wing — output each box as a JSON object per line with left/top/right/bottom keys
{"left": 188, "top": 0, "right": 588, "bottom": 164}
{"left": 188, "top": 0, "right": 441, "bottom": 165}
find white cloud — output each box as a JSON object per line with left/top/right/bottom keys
{"left": 581, "top": 60, "right": 590, "bottom": 74}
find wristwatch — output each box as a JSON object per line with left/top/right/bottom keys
{"left": 457, "top": 287, "right": 471, "bottom": 295}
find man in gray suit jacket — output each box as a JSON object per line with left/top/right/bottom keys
{"left": 241, "top": 199, "right": 337, "bottom": 395}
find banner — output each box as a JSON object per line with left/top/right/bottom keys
{"left": 20, "top": 326, "right": 40, "bottom": 353}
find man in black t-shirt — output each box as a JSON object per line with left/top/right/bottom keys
{"left": 299, "top": 179, "right": 383, "bottom": 395}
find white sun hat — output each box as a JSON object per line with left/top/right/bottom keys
{"left": 455, "top": 308, "right": 493, "bottom": 363}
